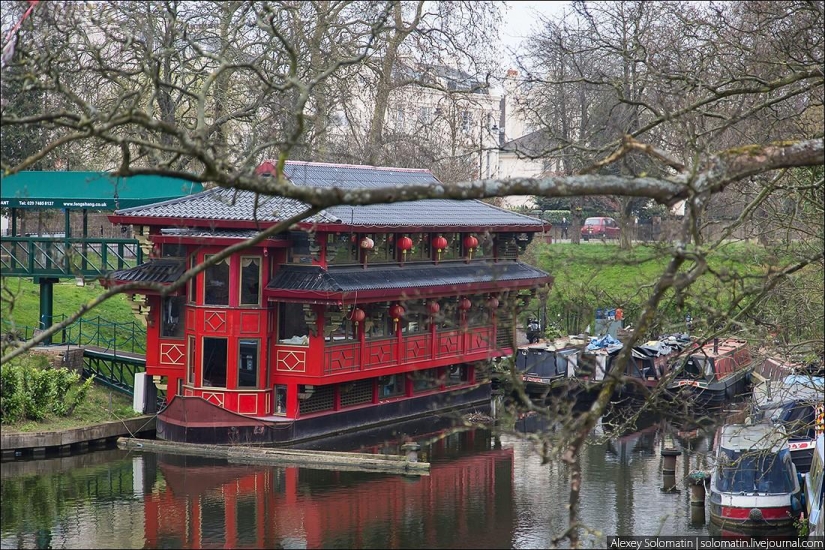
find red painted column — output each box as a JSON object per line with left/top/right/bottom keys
{"left": 287, "top": 382, "right": 299, "bottom": 418}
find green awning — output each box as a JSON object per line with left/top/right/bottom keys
{"left": 0, "top": 171, "right": 203, "bottom": 209}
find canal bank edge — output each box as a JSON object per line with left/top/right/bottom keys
{"left": 1, "top": 416, "right": 156, "bottom": 460}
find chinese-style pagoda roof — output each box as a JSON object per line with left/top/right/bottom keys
{"left": 109, "top": 161, "right": 545, "bottom": 232}
{"left": 101, "top": 259, "right": 186, "bottom": 291}
{"left": 264, "top": 260, "right": 551, "bottom": 303}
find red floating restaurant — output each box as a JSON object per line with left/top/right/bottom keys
{"left": 103, "top": 161, "right": 551, "bottom": 444}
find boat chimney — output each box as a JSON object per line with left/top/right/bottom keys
{"left": 713, "top": 338, "right": 718, "bottom": 354}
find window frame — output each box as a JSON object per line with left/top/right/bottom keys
{"left": 238, "top": 338, "right": 260, "bottom": 388}
{"left": 203, "top": 254, "right": 231, "bottom": 306}
{"left": 239, "top": 256, "right": 262, "bottom": 306}
{"left": 202, "top": 336, "right": 228, "bottom": 388}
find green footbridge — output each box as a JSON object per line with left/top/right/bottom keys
{"left": 1, "top": 171, "right": 203, "bottom": 344}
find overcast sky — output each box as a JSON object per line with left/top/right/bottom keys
{"left": 499, "top": 1, "right": 569, "bottom": 69}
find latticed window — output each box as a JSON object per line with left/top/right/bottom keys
{"left": 298, "top": 385, "right": 335, "bottom": 415}
{"left": 340, "top": 379, "right": 374, "bottom": 408}
{"left": 496, "top": 307, "right": 515, "bottom": 349}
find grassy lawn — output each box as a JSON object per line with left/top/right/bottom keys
{"left": 523, "top": 241, "right": 784, "bottom": 336}
{"left": 1, "top": 277, "right": 143, "bottom": 352}
{"left": 1, "top": 277, "right": 136, "bottom": 330}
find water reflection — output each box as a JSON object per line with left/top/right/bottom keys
{"left": 2, "top": 411, "right": 767, "bottom": 549}
{"left": 143, "top": 430, "right": 515, "bottom": 549}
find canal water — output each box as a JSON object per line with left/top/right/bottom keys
{"left": 1, "top": 412, "right": 724, "bottom": 549}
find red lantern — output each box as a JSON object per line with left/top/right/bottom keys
{"left": 389, "top": 304, "right": 405, "bottom": 320}
{"left": 351, "top": 308, "right": 366, "bottom": 323}
{"left": 433, "top": 235, "right": 448, "bottom": 263}
{"left": 389, "top": 303, "right": 405, "bottom": 332}
{"left": 433, "top": 235, "right": 448, "bottom": 251}
{"left": 487, "top": 296, "right": 499, "bottom": 309}
{"left": 427, "top": 300, "right": 441, "bottom": 315}
{"left": 458, "top": 297, "right": 472, "bottom": 311}
{"left": 463, "top": 235, "right": 479, "bottom": 261}
{"left": 397, "top": 236, "right": 413, "bottom": 263}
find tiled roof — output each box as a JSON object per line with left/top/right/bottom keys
{"left": 160, "top": 228, "right": 287, "bottom": 241}
{"left": 102, "top": 259, "right": 185, "bottom": 285}
{"left": 266, "top": 261, "right": 550, "bottom": 294}
{"left": 113, "top": 162, "right": 544, "bottom": 229}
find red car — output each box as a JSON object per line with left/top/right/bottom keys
{"left": 581, "top": 217, "right": 620, "bottom": 240}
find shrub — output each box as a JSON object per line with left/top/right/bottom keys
{"left": 0, "top": 356, "right": 94, "bottom": 423}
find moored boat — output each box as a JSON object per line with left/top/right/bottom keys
{"left": 667, "top": 338, "right": 753, "bottom": 406}
{"left": 101, "top": 161, "right": 552, "bottom": 445}
{"left": 610, "top": 334, "right": 693, "bottom": 403}
{"left": 751, "top": 374, "right": 825, "bottom": 473}
{"left": 513, "top": 339, "right": 582, "bottom": 402}
{"left": 709, "top": 423, "right": 804, "bottom": 533}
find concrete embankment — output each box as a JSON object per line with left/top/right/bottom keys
{"left": 1, "top": 416, "right": 156, "bottom": 460}
{"left": 118, "top": 437, "right": 430, "bottom": 476}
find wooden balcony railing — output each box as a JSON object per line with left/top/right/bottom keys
{"left": 322, "top": 327, "right": 496, "bottom": 375}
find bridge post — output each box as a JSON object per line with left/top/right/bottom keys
{"left": 82, "top": 209, "right": 88, "bottom": 271}
{"left": 38, "top": 278, "right": 59, "bottom": 345}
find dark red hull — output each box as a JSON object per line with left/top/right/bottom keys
{"left": 157, "top": 384, "right": 491, "bottom": 445}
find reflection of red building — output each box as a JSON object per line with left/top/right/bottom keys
{"left": 103, "top": 162, "right": 550, "bottom": 444}
{"left": 142, "top": 437, "right": 515, "bottom": 548}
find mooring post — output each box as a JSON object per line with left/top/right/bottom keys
{"left": 661, "top": 448, "right": 682, "bottom": 492}
{"left": 687, "top": 470, "right": 710, "bottom": 526}
{"left": 401, "top": 442, "right": 421, "bottom": 463}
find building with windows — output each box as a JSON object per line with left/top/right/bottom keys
{"left": 102, "top": 161, "right": 551, "bottom": 444}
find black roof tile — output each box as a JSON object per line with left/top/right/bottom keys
{"left": 103, "top": 259, "right": 186, "bottom": 285}
{"left": 114, "top": 162, "right": 544, "bottom": 229}
{"left": 266, "top": 261, "right": 550, "bottom": 294}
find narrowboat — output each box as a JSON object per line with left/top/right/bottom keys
{"left": 751, "top": 374, "right": 824, "bottom": 473}
{"left": 667, "top": 338, "right": 753, "bottom": 406}
{"left": 804, "top": 434, "right": 824, "bottom": 539}
{"left": 512, "top": 336, "right": 619, "bottom": 409}
{"left": 709, "top": 423, "right": 804, "bottom": 533}
{"left": 610, "top": 334, "right": 693, "bottom": 403}
{"left": 513, "top": 339, "right": 582, "bottom": 401}
{"left": 101, "top": 161, "right": 551, "bottom": 445}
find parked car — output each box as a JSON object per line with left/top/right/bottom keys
{"left": 581, "top": 217, "right": 620, "bottom": 240}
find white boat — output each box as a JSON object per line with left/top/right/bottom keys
{"left": 709, "top": 423, "right": 804, "bottom": 533}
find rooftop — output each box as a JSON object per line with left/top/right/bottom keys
{"left": 718, "top": 423, "right": 787, "bottom": 453}
{"left": 111, "top": 161, "right": 545, "bottom": 231}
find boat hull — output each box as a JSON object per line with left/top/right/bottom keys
{"left": 157, "top": 383, "right": 491, "bottom": 445}
{"left": 669, "top": 368, "right": 752, "bottom": 406}
{"left": 709, "top": 489, "right": 800, "bottom": 532}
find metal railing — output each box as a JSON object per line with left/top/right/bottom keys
{"left": 1, "top": 236, "right": 142, "bottom": 278}
{"left": 1, "top": 315, "right": 146, "bottom": 354}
